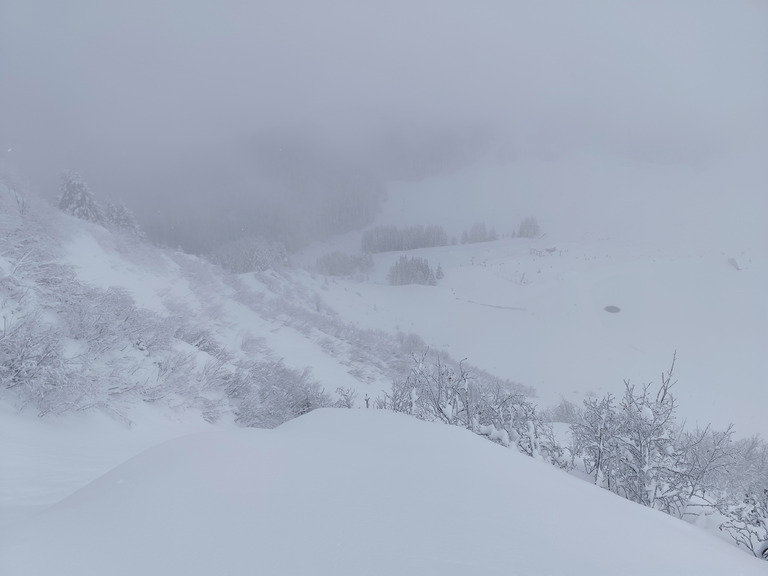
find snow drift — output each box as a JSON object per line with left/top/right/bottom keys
{"left": 1, "top": 409, "right": 764, "bottom": 575}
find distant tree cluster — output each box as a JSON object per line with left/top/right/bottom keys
{"left": 314, "top": 251, "right": 374, "bottom": 277}
{"left": 57, "top": 172, "right": 143, "bottom": 238}
{"left": 208, "top": 236, "right": 287, "bottom": 273}
{"left": 516, "top": 216, "right": 540, "bottom": 238}
{"left": 362, "top": 224, "right": 449, "bottom": 253}
{"left": 460, "top": 221, "right": 498, "bottom": 244}
{"left": 387, "top": 256, "right": 437, "bottom": 286}
{"left": 361, "top": 217, "right": 542, "bottom": 254}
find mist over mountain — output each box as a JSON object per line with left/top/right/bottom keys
{"left": 2, "top": 1, "right": 766, "bottom": 253}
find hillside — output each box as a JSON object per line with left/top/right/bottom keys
{"left": 298, "top": 154, "right": 768, "bottom": 439}
{"left": 0, "top": 180, "right": 524, "bottom": 525}
{"left": 2, "top": 158, "right": 767, "bottom": 568}
{"left": 307, "top": 237, "right": 767, "bottom": 438}
{"left": 0, "top": 181, "right": 400, "bottom": 423}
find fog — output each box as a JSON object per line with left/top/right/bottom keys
{"left": 1, "top": 1, "right": 766, "bottom": 251}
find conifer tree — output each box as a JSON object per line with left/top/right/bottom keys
{"left": 105, "top": 200, "right": 143, "bottom": 238}
{"left": 58, "top": 172, "right": 103, "bottom": 224}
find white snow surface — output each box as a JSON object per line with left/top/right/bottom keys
{"left": 2, "top": 408, "right": 765, "bottom": 576}
{"left": 0, "top": 402, "right": 225, "bottom": 531}
{"left": 297, "top": 156, "right": 768, "bottom": 438}
{"left": 305, "top": 238, "right": 767, "bottom": 437}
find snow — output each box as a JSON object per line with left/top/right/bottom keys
{"left": 2, "top": 153, "right": 766, "bottom": 572}
{"left": 0, "top": 402, "right": 224, "bottom": 531}
{"left": 1, "top": 409, "right": 764, "bottom": 575}
{"left": 310, "top": 239, "right": 767, "bottom": 437}
{"left": 62, "top": 229, "right": 197, "bottom": 315}
{"left": 298, "top": 154, "right": 768, "bottom": 439}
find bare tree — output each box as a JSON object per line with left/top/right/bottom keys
{"left": 571, "top": 393, "right": 621, "bottom": 488}
{"left": 720, "top": 489, "right": 768, "bottom": 557}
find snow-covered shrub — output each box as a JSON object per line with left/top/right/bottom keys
{"left": 716, "top": 435, "right": 768, "bottom": 556}
{"left": 720, "top": 490, "right": 768, "bottom": 558}
{"left": 333, "top": 386, "right": 358, "bottom": 408}
{"left": 174, "top": 323, "right": 228, "bottom": 358}
{"left": 569, "top": 354, "right": 741, "bottom": 521}
{"left": 676, "top": 424, "right": 737, "bottom": 517}
{"left": 727, "top": 436, "right": 768, "bottom": 503}
{"left": 0, "top": 312, "right": 66, "bottom": 410}
{"left": 571, "top": 393, "right": 622, "bottom": 488}
{"left": 380, "top": 352, "right": 564, "bottom": 465}
{"left": 231, "top": 360, "right": 330, "bottom": 428}
{"left": 569, "top": 359, "right": 687, "bottom": 512}
{"left": 613, "top": 363, "right": 686, "bottom": 512}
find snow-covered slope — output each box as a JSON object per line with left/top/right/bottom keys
{"left": 310, "top": 238, "right": 767, "bottom": 437}
{"left": 1, "top": 151, "right": 765, "bottom": 570}
{"left": 1, "top": 409, "right": 764, "bottom": 576}
{"left": 0, "top": 402, "right": 221, "bottom": 530}
{"left": 299, "top": 155, "right": 768, "bottom": 438}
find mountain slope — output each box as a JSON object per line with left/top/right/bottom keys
{"left": 298, "top": 155, "right": 768, "bottom": 438}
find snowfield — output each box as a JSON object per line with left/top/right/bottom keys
{"left": 308, "top": 238, "right": 768, "bottom": 438}
{"left": 296, "top": 155, "right": 768, "bottom": 439}
{"left": 2, "top": 408, "right": 765, "bottom": 576}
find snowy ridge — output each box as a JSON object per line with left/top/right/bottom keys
{"left": 2, "top": 409, "right": 765, "bottom": 575}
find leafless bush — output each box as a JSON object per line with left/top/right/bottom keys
{"left": 232, "top": 360, "right": 330, "bottom": 428}
{"left": 379, "top": 352, "right": 563, "bottom": 465}
{"left": 334, "top": 386, "right": 358, "bottom": 408}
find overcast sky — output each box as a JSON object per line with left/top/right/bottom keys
{"left": 1, "top": 1, "right": 766, "bottom": 248}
